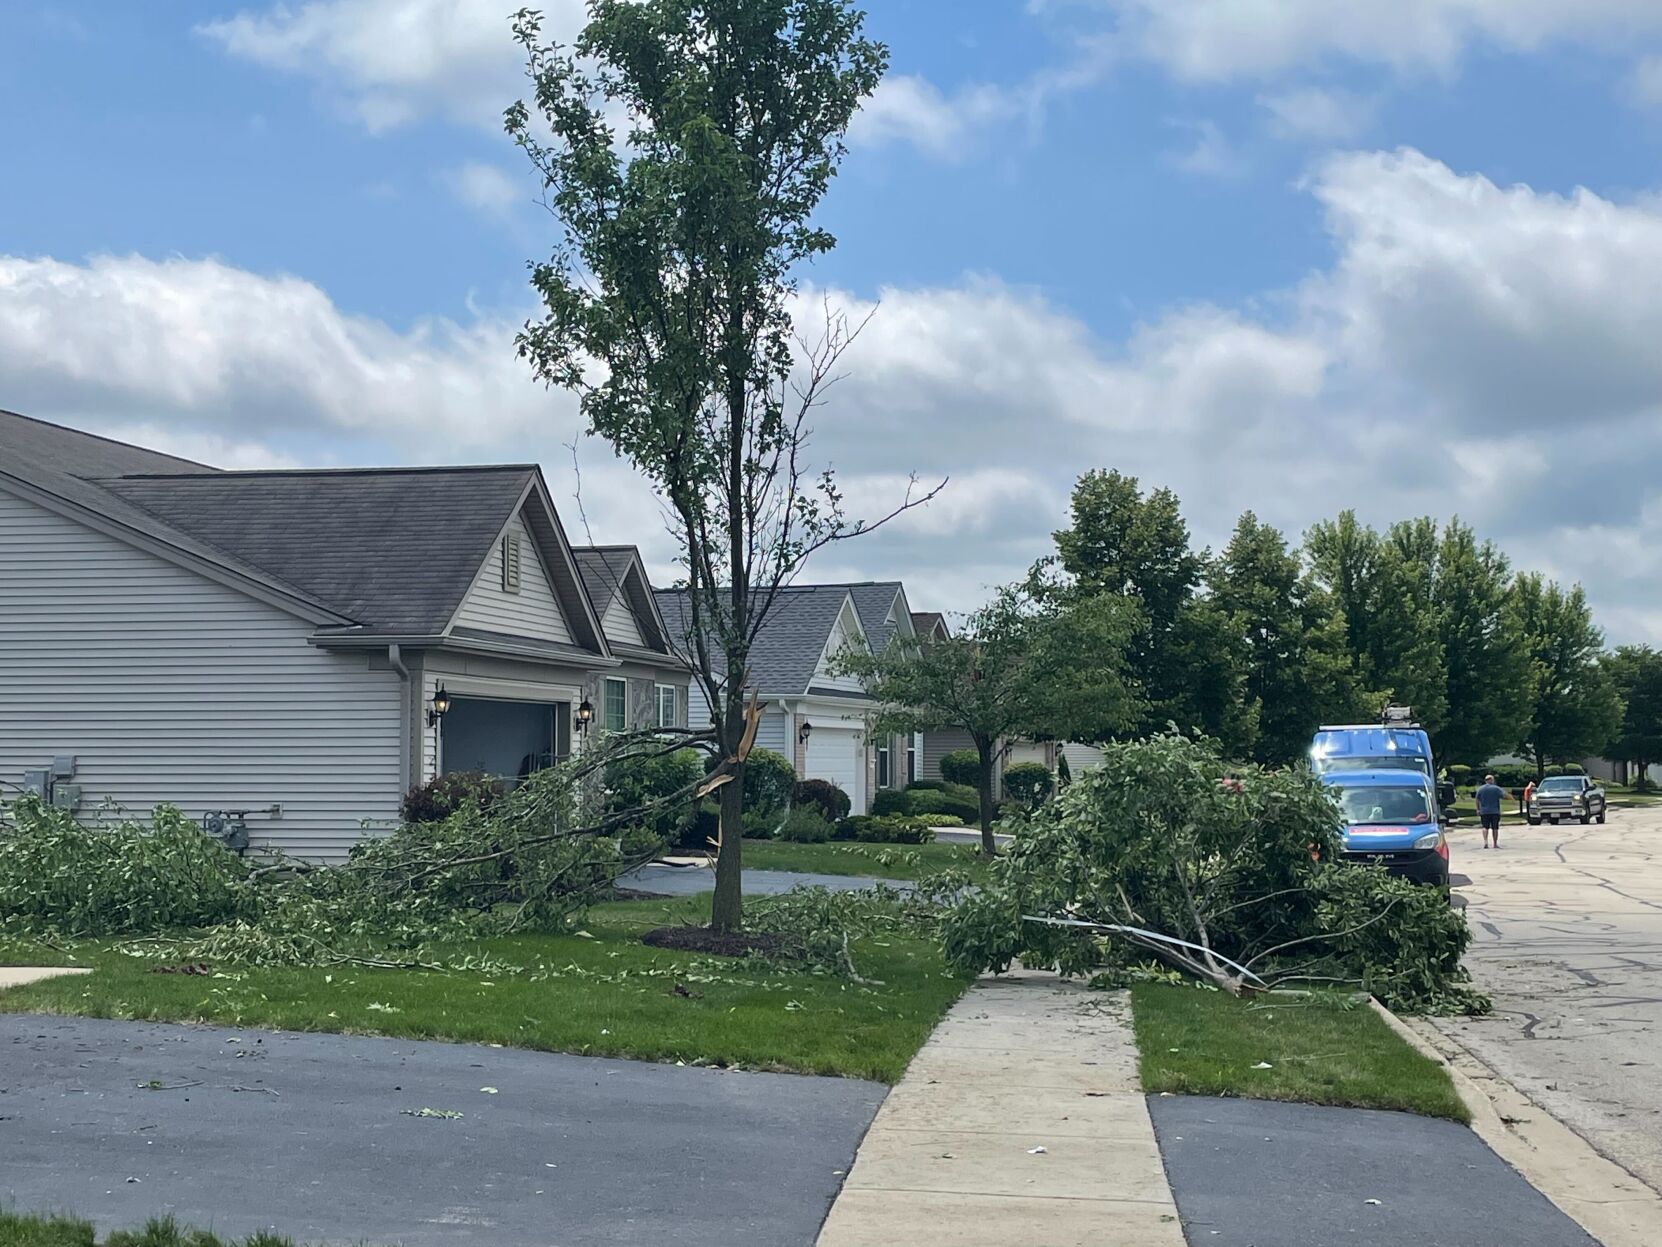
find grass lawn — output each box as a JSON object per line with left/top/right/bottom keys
{"left": 0, "top": 1210, "right": 295, "bottom": 1247}
{"left": 1130, "top": 984, "right": 1468, "bottom": 1123}
{"left": 0, "top": 896, "right": 966, "bottom": 1083}
{"left": 738, "top": 837, "right": 994, "bottom": 882}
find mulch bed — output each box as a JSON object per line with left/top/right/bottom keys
{"left": 641, "top": 925, "right": 789, "bottom": 958}
{"left": 611, "top": 887, "right": 673, "bottom": 901}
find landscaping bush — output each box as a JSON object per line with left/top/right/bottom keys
{"left": 778, "top": 806, "right": 835, "bottom": 843}
{"left": 793, "top": 778, "right": 851, "bottom": 823}
{"left": 1003, "top": 762, "right": 1053, "bottom": 808}
{"left": 905, "top": 784, "right": 982, "bottom": 823}
{"left": 678, "top": 801, "right": 720, "bottom": 851}
{"left": 838, "top": 814, "right": 939, "bottom": 844}
{"left": 939, "top": 749, "right": 981, "bottom": 786}
{"left": 401, "top": 771, "right": 505, "bottom": 823}
{"left": 871, "top": 788, "right": 912, "bottom": 817}
{"left": 905, "top": 779, "right": 950, "bottom": 793}
{"left": 1445, "top": 764, "right": 1473, "bottom": 786}
{"left": 605, "top": 747, "right": 701, "bottom": 854}
{"left": 940, "top": 733, "right": 1488, "bottom": 1015}
{"left": 705, "top": 747, "right": 795, "bottom": 821}
{"left": 1564, "top": 762, "right": 1586, "bottom": 775}
{"left": 1544, "top": 764, "right": 1567, "bottom": 778}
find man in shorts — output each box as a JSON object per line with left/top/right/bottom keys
{"left": 1475, "top": 773, "right": 1506, "bottom": 849}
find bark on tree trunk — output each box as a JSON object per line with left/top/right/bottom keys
{"left": 975, "top": 736, "right": 996, "bottom": 857}
{"left": 711, "top": 756, "right": 745, "bottom": 933}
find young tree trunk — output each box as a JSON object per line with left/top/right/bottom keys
{"left": 974, "top": 735, "right": 997, "bottom": 856}
{"left": 711, "top": 756, "right": 745, "bottom": 933}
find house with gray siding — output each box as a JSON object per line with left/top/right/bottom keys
{"left": 649, "top": 580, "right": 943, "bottom": 814}
{"left": 0, "top": 410, "right": 686, "bottom": 861}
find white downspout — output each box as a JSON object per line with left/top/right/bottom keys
{"left": 387, "top": 644, "right": 412, "bottom": 791}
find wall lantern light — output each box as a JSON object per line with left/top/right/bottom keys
{"left": 798, "top": 720, "right": 814, "bottom": 746}
{"left": 427, "top": 684, "right": 451, "bottom": 728}
{"left": 577, "top": 698, "right": 595, "bottom": 734}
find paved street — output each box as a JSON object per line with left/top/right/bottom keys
{"left": 1433, "top": 805, "right": 1662, "bottom": 1194}
{"left": 0, "top": 1014, "right": 884, "bottom": 1246}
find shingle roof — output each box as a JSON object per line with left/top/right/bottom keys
{"left": 911, "top": 610, "right": 948, "bottom": 639}
{"left": 654, "top": 584, "right": 857, "bottom": 696}
{"left": 0, "top": 409, "right": 352, "bottom": 620}
{"left": 98, "top": 467, "right": 536, "bottom": 634}
{"left": 845, "top": 582, "right": 906, "bottom": 652}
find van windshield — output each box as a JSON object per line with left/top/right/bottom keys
{"left": 1316, "top": 756, "right": 1432, "bottom": 779}
{"left": 1335, "top": 785, "right": 1434, "bottom": 826}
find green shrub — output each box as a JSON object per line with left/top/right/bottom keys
{"left": 1003, "top": 762, "right": 1053, "bottom": 808}
{"left": 1445, "top": 764, "right": 1473, "bottom": 786}
{"left": 742, "top": 808, "right": 784, "bottom": 839}
{"left": 940, "top": 749, "right": 980, "bottom": 786}
{"left": 1563, "top": 762, "right": 1586, "bottom": 775}
{"left": 1544, "top": 764, "right": 1567, "bottom": 778}
{"left": 871, "top": 788, "right": 912, "bottom": 817}
{"left": 850, "top": 815, "right": 934, "bottom": 844}
{"left": 678, "top": 801, "right": 720, "bottom": 851}
{"left": 906, "top": 779, "right": 949, "bottom": 793}
{"left": 605, "top": 748, "right": 702, "bottom": 854}
{"left": 402, "top": 771, "right": 505, "bottom": 823}
{"left": 907, "top": 784, "right": 982, "bottom": 823}
{"left": 794, "top": 779, "right": 851, "bottom": 823}
{"left": 779, "top": 806, "right": 835, "bottom": 843}
{"left": 706, "top": 747, "right": 795, "bottom": 820}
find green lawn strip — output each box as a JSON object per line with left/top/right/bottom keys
{"left": 0, "top": 935, "right": 85, "bottom": 968}
{"left": 1130, "top": 984, "right": 1469, "bottom": 1123}
{"left": 0, "top": 1209, "right": 299, "bottom": 1247}
{"left": 0, "top": 898, "right": 966, "bottom": 1083}
{"left": 737, "top": 838, "right": 992, "bottom": 882}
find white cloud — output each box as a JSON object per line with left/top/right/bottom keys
{"left": 1167, "top": 119, "right": 1246, "bottom": 178}
{"left": 1259, "top": 87, "right": 1377, "bottom": 142}
{"left": 1627, "top": 53, "right": 1662, "bottom": 106}
{"left": 443, "top": 161, "right": 523, "bottom": 217}
{"left": 9, "top": 147, "right": 1662, "bottom": 637}
{"left": 847, "top": 75, "right": 1021, "bottom": 159}
{"left": 198, "top": 0, "right": 584, "bottom": 132}
{"left": 1101, "top": 0, "right": 1662, "bottom": 82}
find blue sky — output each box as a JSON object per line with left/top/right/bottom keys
{"left": 6, "top": 1, "right": 1662, "bottom": 642}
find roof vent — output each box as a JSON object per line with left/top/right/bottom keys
{"left": 502, "top": 532, "right": 522, "bottom": 594}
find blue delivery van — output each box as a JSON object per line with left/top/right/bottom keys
{"left": 1318, "top": 769, "right": 1450, "bottom": 888}
{"left": 1309, "top": 706, "right": 1457, "bottom": 812}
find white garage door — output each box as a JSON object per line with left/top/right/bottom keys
{"left": 805, "top": 726, "right": 866, "bottom": 814}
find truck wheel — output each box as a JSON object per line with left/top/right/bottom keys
{"left": 1527, "top": 816, "right": 1541, "bottom": 825}
{"left": 1580, "top": 812, "right": 1592, "bottom": 824}
{"left": 1597, "top": 810, "right": 1607, "bottom": 824}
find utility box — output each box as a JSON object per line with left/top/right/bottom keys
{"left": 21, "top": 769, "right": 49, "bottom": 800}
{"left": 50, "top": 784, "right": 82, "bottom": 812}
{"left": 51, "top": 756, "right": 77, "bottom": 779}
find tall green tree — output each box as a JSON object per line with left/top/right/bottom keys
{"left": 1049, "top": 470, "right": 1254, "bottom": 755}
{"left": 1209, "top": 512, "right": 1370, "bottom": 764}
{"left": 1509, "top": 575, "right": 1623, "bottom": 776}
{"left": 1429, "top": 520, "right": 1530, "bottom": 767}
{"left": 837, "top": 589, "right": 1140, "bottom": 853}
{"left": 509, "top": 1, "right": 914, "bottom": 932}
{"left": 1602, "top": 646, "right": 1662, "bottom": 789}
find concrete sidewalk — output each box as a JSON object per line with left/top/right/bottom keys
{"left": 815, "top": 973, "right": 1184, "bottom": 1247}
{"left": 0, "top": 966, "right": 89, "bottom": 989}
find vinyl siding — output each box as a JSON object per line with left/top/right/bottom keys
{"left": 811, "top": 601, "right": 866, "bottom": 694}
{"left": 0, "top": 487, "right": 404, "bottom": 861}
{"left": 756, "top": 709, "right": 789, "bottom": 761}
{"left": 922, "top": 728, "right": 976, "bottom": 782}
{"left": 453, "top": 513, "right": 572, "bottom": 643}
{"left": 601, "top": 596, "right": 645, "bottom": 648}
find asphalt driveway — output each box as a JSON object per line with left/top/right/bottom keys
{"left": 621, "top": 863, "right": 888, "bottom": 896}
{"left": 0, "top": 1014, "right": 885, "bottom": 1246}
{"left": 1432, "top": 805, "right": 1662, "bottom": 1194}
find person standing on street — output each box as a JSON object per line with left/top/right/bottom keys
{"left": 1476, "top": 773, "right": 1506, "bottom": 849}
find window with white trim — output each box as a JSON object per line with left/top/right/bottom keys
{"left": 908, "top": 732, "right": 921, "bottom": 784}
{"left": 876, "top": 741, "right": 891, "bottom": 788}
{"left": 656, "top": 684, "right": 678, "bottom": 728}
{"left": 604, "top": 677, "right": 628, "bottom": 732}
{"left": 501, "top": 532, "right": 522, "bottom": 593}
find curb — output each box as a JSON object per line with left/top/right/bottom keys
{"left": 1370, "top": 998, "right": 1662, "bottom": 1247}
{"left": 0, "top": 967, "right": 90, "bottom": 990}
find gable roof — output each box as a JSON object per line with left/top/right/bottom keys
{"left": 573, "top": 545, "right": 674, "bottom": 656}
{"left": 654, "top": 584, "right": 864, "bottom": 697}
{"left": 99, "top": 467, "right": 538, "bottom": 635}
{"left": 843, "top": 582, "right": 911, "bottom": 652}
{"left": 0, "top": 410, "right": 609, "bottom": 650}
{"left": 911, "top": 611, "right": 949, "bottom": 640}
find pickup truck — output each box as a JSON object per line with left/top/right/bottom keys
{"left": 1527, "top": 775, "right": 1607, "bottom": 825}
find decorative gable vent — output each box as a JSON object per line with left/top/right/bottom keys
{"left": 501, "top": 531, "right": 523, "bottom": 593}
